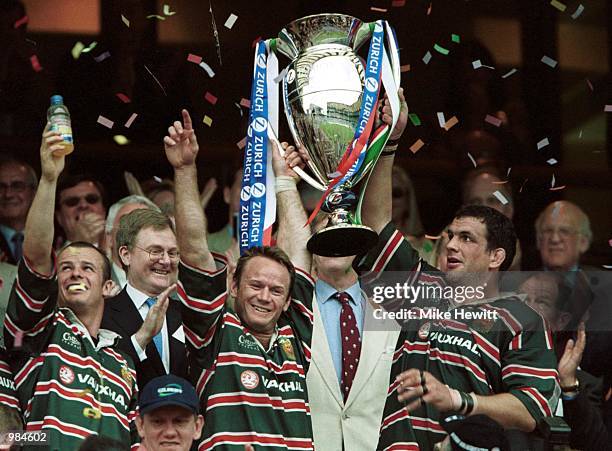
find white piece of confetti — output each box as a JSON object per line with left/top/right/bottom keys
{"left": 551, "top": 174, "right": 556, "bottom": 188}
{"left": 224, "top": 13, "right": 238, "bottom": 29}
{"left": 502, "top": 68, "right": 518, "bottom": 79}
{"left": 546, "top": 158, "right": 558, "bottom": 165}
{"left": 163, "top": 4, "right": 176, "bottom": 16}
{"left": 484, "top": 114, "right": 502, "bottom": 127}
{"left": 604, "top": 105, "right": 612, "bottom": 112}
{"left": 94, "top": 51, "right": 111, "bottom": 62}
{"left": 121, "top": 15, "right": 130, "bottom": 27}
{"left": 154, "top": 176, "right": 162, "bottom": 183}
{"left": 493, "top": 190, "right": 509, "bottom": 205}
{"left": 422, "top": 51, "right": 432, "bottom": 65}
{"left": 124, "top": 113, "right": 138, "bottom": 128}
{"left": 97, "top": 115, "right": 114, "bottom": 129}
{"left": 436, "top": 112, "right": 446, "bottom": 128}
{"left": 467, "top": 152, "right": 477, "bottom": 168}
{"left": 537, "top": 137, "right": 550, "bottom": 150}
{"left": 234, "top": 103, "right": 244, "bottom": 117}
{"left": 578, "top": 130, "right": 583, "bottom": 139}
{"left": 571, "top": 4, "right": 584, "bottom": 19}
{"left": 199, "top": 61, "right": 215, "bottom": 78}
{"left": 541, "top": 55, "right": 558, "bottom": 68}
{"left": 209, "top": 0, "right": 222, "bottom": 66}
{"left": 81, "top": 41, "right": 98, "bottom": 54}
{"left": 472, "top": 59, "right": 482, "bottom": 69}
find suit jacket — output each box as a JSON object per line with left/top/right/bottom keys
{"left": 0, "top": 233, "right": 16, "bottom": 265}
{"left": 101, "top": 288, "right": 187, "bottom": 389}
{"left": 306, "top": 297, "right": 400, "bottom": 451}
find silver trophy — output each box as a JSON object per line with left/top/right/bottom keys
{"left": 274, "top": 14, "right": 400, "bottom": 257}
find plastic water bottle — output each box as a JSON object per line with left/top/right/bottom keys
{"left": 47, "top": 95, "right": 74, "bottom": 156}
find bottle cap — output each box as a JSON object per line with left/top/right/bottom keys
{"left": 50, "top": 95, "right": 64, "bottom": 105}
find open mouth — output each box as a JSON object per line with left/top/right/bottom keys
{"left": 152, "top": 268, "right": 169, "bottom": 276}
{"left": 446, "top": 256, "right": 462, "bottom": 269}
{"left": 251, "top": 304, "right": 271, "bottom": 314}
{"left": 67, "top": 282, "right": 87, "bottom": 293}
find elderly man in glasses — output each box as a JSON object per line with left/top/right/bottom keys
{"left": 101, "top": 208, "right": 186, "bottom": 388}
{"left": 55, "top": 173, "right": 107, "bottom": 247}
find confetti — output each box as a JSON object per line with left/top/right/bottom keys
{"left": 608, "top": 239, "right": 612, "bottom": 247}
{"left": 121, "top": 15, "right": 130, "bottom": 27}
{"left": 422, "top": 51, "right": 432, "bottom": 65}
{"left": 492, "top": 190, "right": 509, "bottom": 205}
{"left": 94, "top": 51, "right": 111, "bottom": 62}
{"left": 451, "top": 34, "right": 460, "bottom": 43}
{"left": 97, "top": 115, "right": 114, "bottom": 129}
{"left": 550, "top": 0, "right": 566, "bottom": 12}
{"left": 492, "top": 180, "right": 508, "bottom": 185}
{"left": 408, "top": 113, "right": 421, "bottom": 126}
{"left": 578, "top": 130, "right": 583, "bottom": 139}
{"left": 541, "top": 55, "right": 558, "bottom": 68}
{"left": 484, "top": 114, "right": 502, "bottom": 127}
{"left": 144, "top": 65, "right": 167, "bottom": 96}
{"left": 29, "top": 55, "right": 42, "bottom": 72}
{"left": 187, "top": 53, "right": 203, "bottom": 64}
{"left": 546, "top": 158, "right": 558, "bottom": 165}
{"left": 400, "top": 64, "right": 411, "bottom": 72}
{"left": 427, "top": 3, "right": 432, "bottom": 15}
{"left": 443, "top": 116, "right": 459, "bottom": 131}
{"left": 204, "top": 91, "right": 218, "bottom": 105}
{"left": 113, "top": 135, "right": 129, "bottom": 145}
{"left": 237, "top": 137, "right": 247, "bottom": 149}
{"left": 146, "top": 14, "right": 165, "bottom": 20}
{"left": 163, "top": 4, "right": 176, "bottom": 16}
{"left": 71, "top": 41, "right": 85, "bottom": 60}
{"left": 586, "top": 79, "right": 593, "bottom": 91}
{"left": 392, "top": 0, "right": 406, "bottom": 6}
{"left": 209, "top": 1, "right": 222, "bottom": 66}
{"left": 14, "top": 15, "right": 28, "bottom": 28}
{"left": 425, "top": 234, "right": 441, "bottom": 240}
{"left": 370, "top": 7, "right": 388, "bottom": 12}
{"left": 537, "top": 138, "right": 550, "bottom": 150}
{"left": 603, "top": 265, "right": 612, "bottom": 270}
{"left": 519, "top": 179, "right": 528, "bottom": 193}
{"left": 550, "top": 174, "right": 556, "bottom": 188}
{"left": 409, "top": 139, "right": 425, "bottom": 154}
{"left": 433, "top": 44, "right": 449, "bottom": 56}
{"left": 116, "top": 93, "right": 131, "bottom": 103}
{"left": 436, "top": 112, "right": 446, "bottom": 128}
{"left": 472, "top": 59, "right": 482, "bottom": 69}
{"left": 199, "top": 61, "right": 215, "bottom": 78}
{"left": 224, "top": 13, "right": 238, "bottom": 29}
{"left": 604, "top": 105, "right": 612, "bottom": 113}
{"left": 81, "top": 42, "right": 98, "bottom": 54}
{"left": 240, "top": 98, "right": 251, "bottom": 108}
{"left": 154, "top": 176, "right": 162, "bottom": 183}
{"left": 571, "top": 4, "right": 584, "bottom": 19}
{"left": 502, "top": 68, "right": 518, "bottom": 78}
{"left": 234, "top": 103, "right": 244, "bottom": 116}
{"left": 467, "top": 152, "right": 477, "bottom": 168}
{"left": 550, "top": 185, "right": 566, "bottom": 191}
{"left": 124, "top": 113, "right": 138, "bottom": 128}
{"left": 203, "top": 115, "right": 213, "bottom": 126}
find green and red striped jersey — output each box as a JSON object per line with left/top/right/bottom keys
{"left": 3, "top": 258, "right": 140, "bottom": 451}
{"left": 177, "top": 256, "right": 315, "bottom": 450}
{"left": 0, "top": 347, "right": 19, "bottom": 414}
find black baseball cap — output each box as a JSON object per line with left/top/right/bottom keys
{"left": 139, "top": 375, "right": 199, "bottom": 415}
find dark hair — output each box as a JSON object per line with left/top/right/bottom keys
{"left": 0, "top": 157, "right": 38, "bottom": 189}
{"left": 77, "top": 435, "right": 129, "bottom": 451}
{"left": 58, "top": 241, "right": 111, "bottom": 282}
{"left": 56, "top": 173, "right": 106, "bottom": 207}
{"left": 234, "top": 246, "right": 295, "bottom": 300}
{"left": 454, "top": 205, "right": 516, "bottom": 272}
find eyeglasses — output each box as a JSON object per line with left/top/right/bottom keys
{"left": 0, "top": 181, "right": 33, "bottom": 193}
{"left": 133, "top": 245, "right": 180, "bottom": 262}
{"left": 540, "top": 227, "right": 579, "bottom": 240}
{"left": 61, "top": 193, "right": 101, "bottom": 208}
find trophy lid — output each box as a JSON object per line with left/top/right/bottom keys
{"left": 276, "top": 13, "right": 371, "bottom": 59}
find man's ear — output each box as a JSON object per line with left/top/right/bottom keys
{"left": 135, "top": 415, "right": 146, "bottom": 440}
{"left": 282, "top": 297, "right": 291, "bottom": 312}
{"left": 118, "top": 245, "right": 131, "bottom": 268}
{"left": 223, "top": 187, "right": 231, "bottom": 205}
{"left": 194, "top": 414, "right": 205, "bottom": 440}
{"left": 577, "top": 234, "right": 590, "bottom": 255}
{"left": 489, "top": 248, "right": 506, "bottom": 270}
{"left": 230, "top": 278, "right": 239, "bottom": 299}
{"left": 102, "top": 280, "right": 117, "bottom": 298}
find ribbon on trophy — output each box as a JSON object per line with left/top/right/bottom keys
{"left": 240, "top": 40, "right": 279, "bottom": 255}
{"left": 305, "top": 20, "right": 401, "bottom": 225}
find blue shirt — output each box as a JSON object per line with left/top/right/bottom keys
{"left": 315, "top": 279, "right": 364, "bottom": 383}
{"left": 0, "top": 225, "right": 20, "bottom": 259}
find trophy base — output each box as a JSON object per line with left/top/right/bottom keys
{"left": 307, "top": 224, "right": 378, "bottom": 257}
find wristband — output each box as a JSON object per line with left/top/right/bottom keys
{"left": 560, "top": 379, "right": 579, "bottom": 393}
{"left": 448, "top": 387, "right": 463, "bottom": 411}
{"left": 385, "top": 138, "right": 401, "bottom": 147}
{"left": 275, "top": 176, "right": 297, "bottom": 193}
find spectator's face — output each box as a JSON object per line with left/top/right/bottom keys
{"left": 445, "top": 216, "right": 503, "bottom": 285}
{"left": 519, "top": 275, "right": 570, "bottom": 331}
{"left": 223, "top": 169, "right": 242, "bottom": 216}
{"left": 56, "top": 181, "right": 106, "bottom": 228}
{"left": 120, "top": 226, "right": 178, "bottom": 296}
{"left": 231, "top": 256, "right": 291, "bottom": 335}
{"left": 537, "top": 209, "right": 588, "bottom": 271}
{"left": 463, "top": 173, "right": 513, "bottom": 219}
{"left": 0, "top": 163, "right": 35, "bottom": 227}
{"left": 136, "top": 406, "right": 203, "bottom": 451}
{"left": 57, "top": 246, "right": 109, "bottom": 313}
{"left": 109, "top": 203, "right": 150, "bottom": 263}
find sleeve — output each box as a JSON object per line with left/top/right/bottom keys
{"left": 130, "top": 334, "right": 149, "bottom": 362}
{"left": 498, "top": 302, "right": 561, "bottom": 423}
{"left": 564, "top": 391, "right": 609, "bottom": 450}
{"left": 176, "top": 255, "right": 228, "bottom": 370}
{"left": 0, "top": 348, "right": 20, "bottom": 414}
{"left": 3, "top": 256, "right": 57, "bottom": 353}
{"left": 285, "top": 269, "right": 315, "bottom": 367}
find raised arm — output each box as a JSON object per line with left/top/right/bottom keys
{"left": 23, "top": 124, "right": 66, "bottom": 274}
{"left": 164, "top": 109, "right": 215, "bottom": 271}
{"left": 272, "top": 142, "right": 311, "bottom": 272}
{"left": 361, "top": 88, "right": 408, "bottom": 234}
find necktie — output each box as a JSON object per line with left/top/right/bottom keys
{"left": 335, "top": 292, "right": 361, "bottom": 401}
{"left": 11, "top": 232, "right": 23, "bottom": 262}
{"left": 145, "top": 297, "right": 164, "bottom": 360}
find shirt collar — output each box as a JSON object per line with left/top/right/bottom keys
{"left": 61, "top": 307, "right": 121, "bottom": 349}
{"left": 316, "top": 278, "right": 362, "bottom": 306}
{"left": 0, "top": 224, "right": 18, "bottom": 242}
{"left": 126, "top": 282, "right": 155, "bottom": 309}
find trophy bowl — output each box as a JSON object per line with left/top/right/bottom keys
{"left": 276, "top": 14, "right": 382, "bottom": 257}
